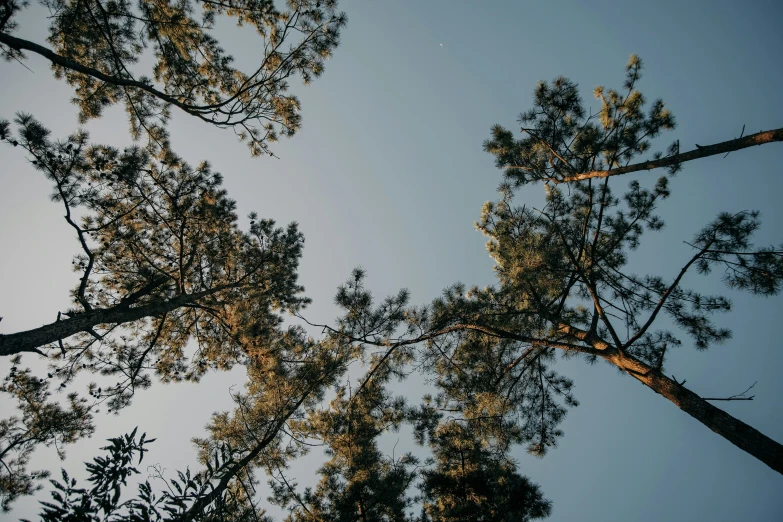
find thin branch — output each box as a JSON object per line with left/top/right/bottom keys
{"left": 623, "top": 242, "right": 711, "bottom": 350}
{"left": 704, "top": 382, "right": 756, "bottom": 402}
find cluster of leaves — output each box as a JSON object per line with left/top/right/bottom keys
{"left": 0, "top": 356, "right": 94, "bottom": 512}
{"left": 269, "top": 364, "right": 417, "bottom": 522}
{"left": 484, "top": 54, "right": 678, "bottom": 186}
{"left": 24, "top": 428, "right": 273, "bottom": 522}
{"left": 248, "top": 273, "right": 553, "bottom": 522}
{"left": 419, "top": 422, "right": 551, "bottom": 522}
{"left": 0, "top": 0, "right": 346, "bottom": 155}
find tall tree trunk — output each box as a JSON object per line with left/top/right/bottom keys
{"left": 611, "top": 352, "right": 783, "bottom": 475}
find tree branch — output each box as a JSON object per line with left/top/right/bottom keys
{"left": 549, "top": 127, "right": 783, "bottom": 183}
{"left": 703, "top": 382, "right": 756, "bottom": 402}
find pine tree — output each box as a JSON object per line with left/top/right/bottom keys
{"left": 269, "top": 366, "right": 417, "bottom": 522}
{"left": 24, "top": 315, "right": 353, "bottom": 521}
{"left": 1, "top": 115, "right": 307, "bottom": 380}
{"left": 419, "top": 422, "right": 551, "bottom": 522}
{"left": 0, "top": 0, "right": 347, "bottom": 156}
{"left": 420, "top": 56, "right": 783, "bottom": 472}
{"left": 0, "top": 115, "right": 311, "bottom": 506}
{"left": 307, "top": 56, "right": 783, "bottom": 478}
{"left": 19, "top": 273, "right": 557, "bottom": 521}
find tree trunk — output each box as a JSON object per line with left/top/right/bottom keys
{"left": 611, "top": 352, "right": 783, "bottom": 475}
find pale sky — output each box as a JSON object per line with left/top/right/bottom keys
{"left": 1, "top": 1, "right": 782, "bottom": 520}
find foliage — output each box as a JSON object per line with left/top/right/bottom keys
{"left": 0, "top": 356, "right": 94, "bottom": 512}
{"left": 269, "top": 365, "right": 418, "bottom": 522}
{"left": 24, "top": 314, "right": 354, "bottom": 521}
{"left": 419, "top": 422, "right": 551, "bottom": 522}
{"left": 413, "top": 57, "right": 783, "bottom": 463}
{"left": 306, "top": 57, "right": 783, "bottom": 473}
{"left": 22, "top": 271, "right": 557, "bottom": 521}
{"left": 0, "top": 0, "right": 346, "bottom": 156}
{"left": 2, "top": 114, "right": 307, "bottom": 399}
{"left": 0, "top": 114, "right": 310, "bottom": 506}
{"left": 21, "top": 428, "right": 275, "bottom": 522}
{"left": 484, "top": 54, "right": 678, "bottom": 186}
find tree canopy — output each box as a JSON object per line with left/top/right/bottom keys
{"left": 0, "top": 114, "right": 310, "bottom": 509}
{"left": 0, "top": 0, "right": 347, "bottom": 156}
{"left": 300, "top": 56, "right": 783, "bottom": 475}
{"left": 2, "top": 7, "right": 782, "bottom": 518}
{"left": 484, "top": 55, "right": 782, "bottom": 186}
{"left": 394, "top": 56, "right": 783, "bottom": 471}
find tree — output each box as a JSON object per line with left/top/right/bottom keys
{"left": 19, "top": 273, "right": 556, "bottom": 522}
{"left": 300, "top": 56, "right": 783, "bottom": 482}
{"left": 0, "top": 114, "right": 310, "bottom": 507}
{"left": 22, "top": 370, "right": 553, "bottom": 522}
{"left": 418, "top": 421, "right": 551, "bottom": 522}
{"left": 21, "top": 427, "right": 276, "bottom": 521}
{"left": 0, "top": 0, "right": 348, "bottom": 508}
{"left": 22, "top": 304, "right": 354, "bottom": 521}
{"left": 404, "top": 56, "right": 782, "bottom": 473}
{"left": 0, "top": 0, "right": 347, "bottom": 156}
{"left": 0, "top": 114, "right": 306, "bottom": 379}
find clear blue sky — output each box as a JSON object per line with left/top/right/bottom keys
{"left": 1, "top": 1, "right": 782, "bottom": 520}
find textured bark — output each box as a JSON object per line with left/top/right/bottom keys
{"left": 553, "top": 127, "right": 783, "bottom": 183}
{"left": 0, "top": 284, "right": 239, "bottom": 357}
{"left": 610, "top": 352, "right": 783, "bottom": 475}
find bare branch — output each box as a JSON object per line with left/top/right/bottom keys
{"left": 704, "top": 382, "right": 757, "bottom": 402}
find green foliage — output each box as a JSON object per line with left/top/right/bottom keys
{"left": 2, "top": 114, "right": 308, "bottom": 401}
{"left": 0, "top": 356, "right": 94, "bottom": 512}
{"left": 420, "top": 422, "right": 551, "bottom": 522}
{"left": 0, "top": 0, "right": 346, "bottom": 156}
{"left": 23, "top": 429, "right": 274, "bottom": 521}
{"left": 270, "top": 366, "right": 418, "bottom": 522}
{"left": 483, "top": 54, "right": 678, "bottom": 186}
{"left": 308, "top": 58, "right": 783, "bottom": 476}
{"left": 408, "top": 57, "right": 783, "bottom": 464}
{"left": 0, "top": 114, "right": 313, "bottom": 509}
{"left": 24, "top": 272, "right": 556, "bottom": 521}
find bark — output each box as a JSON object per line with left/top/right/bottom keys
{"left": 610, "top": 352, "right": 783, "bottom": 475}
{"left": 552, "top": 127, "right": 783, "bottom": 184}
{"left": 0, "top": 30, "right": 210, "bottom": 118}
{"left": 0, "top": 284, "right": 240, "bottom": 357}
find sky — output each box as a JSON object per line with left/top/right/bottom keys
{"left": 1, "top": 0, "right": 783, "bottom": 520}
